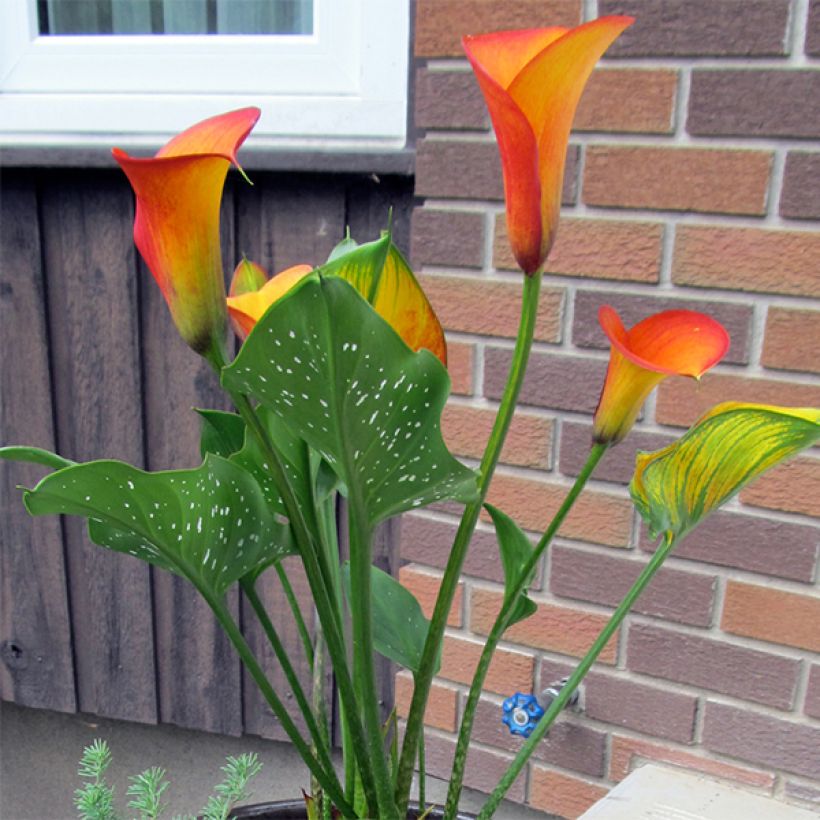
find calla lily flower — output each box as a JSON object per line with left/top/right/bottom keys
{"left": 463, "top": 17, "right": 633, "bottom": 274}
{"left": 227, "top": 261, "right": 313, "bottom": 340}
{"left": 593, "top": 306, "right": 730, "bottom": 446}
{"left": 114, "top": 107, "right": 261, "bottom": 360}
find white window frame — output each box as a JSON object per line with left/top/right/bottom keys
{"left": 0, "top": 0, "right": 409, "bottom": 152}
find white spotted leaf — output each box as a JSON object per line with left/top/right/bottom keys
{"left": 222, "top": 275, "right": 478, "bottom": 526}
{"left": 21, "top": 454, "right": 295, "bottom": 596}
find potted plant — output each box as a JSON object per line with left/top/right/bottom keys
{"left": 3, "top": 15, "right": 818, "bottom": 820}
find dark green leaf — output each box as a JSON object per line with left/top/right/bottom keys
{"left": 22, "top": 455, "right": 295, "bottom": 596}
{"left": 485, "top": 503, "right": 537, "bottom": 627}
{"left": 341, "top": 562, "right": 439, "bottom": 675}
{"left": 223, "top": 275, "right": 477, "bottom": 526}
{"left": 196, "top": 409, "right": 246, "bottom": 459}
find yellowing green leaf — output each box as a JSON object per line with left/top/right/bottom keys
{"left": 631, "top": 402, "right": 820, "bottom": 541}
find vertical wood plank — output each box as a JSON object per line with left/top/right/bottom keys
{"left": 40, "top": 170, "right": 157, "bottom": 723}
{"left": 0, "top": 173, "right": 76, "bottom": 712}
{"left": 142, "top": 185, "right": 243, "bottom": 736}
{"left": 345, "top": 174, "right": 414, "bottom": 255}
{"left": 235, "top": 174, "right": 346, "bottom": 738}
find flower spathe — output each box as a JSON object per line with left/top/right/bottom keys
{"left": 227, "top": 261, "right": 313, "bottom": 340}
{"left": 463, "top": 17, "right": 633, "bottom": 274}
{"left": 593, "top": 306, "right": 730, "bottom": 445}
{"left": 113, "top": 107, "right": 261, "bottom": 358}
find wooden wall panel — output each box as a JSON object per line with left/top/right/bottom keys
{"left": 39, "top": 171, "right": 157, "bottom": 723}
{"left": 0, "top": 166, "right": 412, "bottom": 741}
{"left": 141, "top": 188, "right": 243, "bottom": 736}
{"left": 0, "top": 174, "right": 76, "bottom": 712}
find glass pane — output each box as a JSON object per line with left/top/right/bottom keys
{"left": 39, "top": 0, "right": 313, "bottom": 35}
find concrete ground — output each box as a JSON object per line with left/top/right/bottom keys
{"left": 0, "top": 700, "right": 551, "bottom": 820}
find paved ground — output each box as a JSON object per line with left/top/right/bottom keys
{"left": 0, "top": 700, "right": 549, "bottom": 819}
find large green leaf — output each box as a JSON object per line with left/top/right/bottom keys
{"left": 631, "top": 402, "right": 820, "bottom": 541}
{"left": 222, "top": 274, "right": 477, "bottom": 526}
{"left": 485, "top": 503, "right": 537, "bottom": 627}
{"left": 340, "top": 562, "right": 439, "bottom": 676}
{"left": 22, "top": 454, "right": 295, "bottom": 596}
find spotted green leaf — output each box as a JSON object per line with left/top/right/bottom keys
{"left": 21, "top": 455, "right": 295, "bottom": 597}
{"left": 222, "top": 274, "right": 477, "bottom": 526}
{"left": 340, "top": 561, "right": 440, "bottom": 676}
{"left": 631, "top": 402, "right": 820, "bottom": 541}
{"left": 485, "top": 503, "right": 537, "bottom": 627}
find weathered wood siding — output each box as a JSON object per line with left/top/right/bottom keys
{"left": 0, "top": 166, "right": 411, "bottom": 738}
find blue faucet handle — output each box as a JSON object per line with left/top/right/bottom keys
{"left": 501, "top": 692, "right": 544, "bottom": 737}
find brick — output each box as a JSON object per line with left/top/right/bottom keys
{"left": 485, "top": 471, "right": 634, "bottom": 548}
{"left": 785, "top": 781, "right": 820, "bottom": 808}
{"left": 656, "top": 373, "right": 820, "bottom": 428}
{"left": 640, "top": 509, "right": 819, "bottom": 584}
{"left": 447, "top": 340, "right": 473, "bottom": 396}
{"left": 572, "top": 289, "right": 753, "bottom": 366}
{"left": 689, "top": 71, "right": 820, "bottom": 139}
{"left": 609, "top": 735, "right": 776, "bottom": 789}
{"left": 762, "top": 307, "right": 820, "bottom": 374}
{"left": 599, "top": 0, "right": 790, "bottom": 57}
{"left": 398, "top": 564, "right": 462, "bottom": 628}
{"left": 529, "top": 767, "right": 608, "bottom": 820}
{"left": 575, "top": 68, "right": 676, "bottom": 134}
{"left": 550, "top": 545, "right": 716, "bottom": 627}
{"left": 560, "top": 421, "right": 676, "bottom": 485}
{"left": 806, "top": 665, "right": 820, "bottom": 720}
{"left": 627, "top": 623, "right": 801, "bottom": 709}
{"left": 485, "top": 347, "right": 606, "bottom": 415}
{"left": 441, "top": 403, "right": 553, "bottom": 470}
{"left": 722, "top": 581, "right": 820, "bottom": 653}
{"left": 740, "top": 456, "right": 820, "bottom": 518}
{"left": 583, "top": 146, "right": 771, "bottom": 216}
{"left": 400, "top": 514, "right": 508, "bottom": 584}
{"left": 439, "top": 634, "right": 534, "bottom": 695}
{"left": 702, "top": 701, "right": 820, "bottom": 779}
{"left": 422, "top": 731, "right": 527, "bottom": 803}
{"left": 496, "top": 216, "right": 663, "bottom": 283}
{"left": 416, "top": 139, "right": 578, "bottom": 205}
{"left": 394, "top": 672, "right": 457, "bottom": 732}
{"left": 415, "top": 0, "right": 581, "bottom": 57}
{"left": 584, "top": 671, "right": 697, "bottom": 743}
{"left": 418, "top": 274, "right": 564, "bottom": 342}
{"left": 471, "top": 587, "right": 619, "bottom": 663}
{"left": 414, "top": 68, "right": 488, "bottom": 131}
{"left": 673, "top": 225, "right": 820, "bottom": 298}
{"left": 468, "top": 697, "right": 606, "bottom": 777}
{"left": 808, "top": 1, "right": 820, "bottom": 56}
{"left": 781, "top": 153, "right": 820, "bottom": 220}
{"left": 411, "top": 209, "right": 485, "bottom": 269}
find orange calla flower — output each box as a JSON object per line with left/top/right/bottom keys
{"left": 227, "top": 262, "right": 314, "bottom": 340}
{"left": 593, "top": 306, "right": 730, "bottom": 445}
{"left": 463, "top": 17, "right": 633, "bottom": 275}
{"left": 114, "top": 107, "right": 261, "bottom": 359}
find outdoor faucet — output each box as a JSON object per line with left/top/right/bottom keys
{"left": 501, "top": 677, "right": 583, "bottom": 738}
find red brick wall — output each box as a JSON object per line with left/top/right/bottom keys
{"left": 403, "top": 1, "right": 820, "bottom": 816}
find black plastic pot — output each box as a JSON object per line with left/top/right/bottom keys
{"left": 231, "top": 800, "right": 476, "bottom": 819}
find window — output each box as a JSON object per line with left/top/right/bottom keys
{"left": 0, "top": 0, "right": 410, "bottom": 151}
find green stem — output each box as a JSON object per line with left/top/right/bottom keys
{"left": 349, "top": 498, "right": 400, "bottom": 817}
{"left": 477, "top": 533, "right": 678, "bottom": 819}
{"left": 395, "top": 271, "right": 544, "bottom": 811}
{"left": 274, "top": 561, "right": 315, "bottom": 670}
{"left": 228, "top": 390, "right": 380, "bottom": 815}
{"left": 241, "top": 579, "right": 335, "bottom": 780}
{"left": 202, "top": 590, "right": 354, "bottom": 817}
{"left": 444, "top": 443, "right": 607, "bottom": 818}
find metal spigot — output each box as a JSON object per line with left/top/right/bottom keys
{"left": 501, "top": 677, "right": 582, "bottom": 738}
